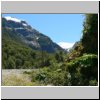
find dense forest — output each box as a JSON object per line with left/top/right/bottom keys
{"left": 2, "top": 14, "right": 98, "bottom": 86}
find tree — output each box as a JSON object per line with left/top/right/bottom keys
{"left": 40, "top": 51, "right": 51, "bottom": 67}
{"left": 30, "top": 51, "right": 36, "bottom": 59}
{"left": 8, "top": 57, "right": 15, "bottom": 69}
{"left": 55, "top": 51, "right": 64, "bottom": 62}
{"left": 65, "top": 54, "right": 98, "bottom": 86}
{"left": 81, "top": 14, "right": 98, "bottom": 54}
{"left": 15, "top": 59, "right": 22, "bottom": 69}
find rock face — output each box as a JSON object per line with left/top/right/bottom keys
{"left": 2, "top": 17, "right": 63, "bottom": 53}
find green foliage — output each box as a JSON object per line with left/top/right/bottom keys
{"left": 7, "top": 56, "right": 15, "bottom": 69}
{"left": 89, "top": 79, "right": 98, "bottom": 86}
{"left": 31, "top": 68, "right": 49, "bottom": 83}
{"left": 2, "top": 38, "right": 36, "bottom": 69}
{"left": 55, "top": 51, "right": 64, "bottom": 62}
{"left": 66, "top": 42, "right": 83, "bottom": 61}
{"left": 2, "top": 29, "right": 52, "bottom": 69}
{"left": 64, "top": 14, "right": 98, "bottom": 86}
{"left": 2, "top": 14, "right": 98, "bottom": 86}
{"left": 35, "top": 69, "right": 48, "bottom": 83}
{"left": 48, "top": 71, "right": 65, "bottom": 86}
{"left": 81, "top": 14, "right": 98, "bottom": 54}
{"left": 65, "top": 54, "right": 98, "bottom": 86}
{"left": 31, "top": 67, "right": 65, "bottom": 86}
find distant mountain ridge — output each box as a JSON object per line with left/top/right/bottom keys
{"left": 2, "top": 17, "right": 63, "bottom": 53}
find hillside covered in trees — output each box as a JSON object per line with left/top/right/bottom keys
{"left": 2, "top": 14, "right": 98, "bottom": 86}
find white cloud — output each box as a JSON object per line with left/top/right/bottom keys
{"left": 58, "top": 42, "right": 75, "bottom": 49}
{"left": 4, "top": 16, "right": 21, "bottom": 23}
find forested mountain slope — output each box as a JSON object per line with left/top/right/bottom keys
{"left": 2, "top": 14, "right": 98, "bottom": 86}
{"left": 2, "top": 17, "right": 63, "bottom": 53}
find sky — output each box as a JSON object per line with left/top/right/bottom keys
{"left": 2, "top": 14, "right": 84, "bottom": 49}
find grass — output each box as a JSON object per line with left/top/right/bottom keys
{"left": 2, "top": 69, "right": 42, "bottom": 86}
{"left": 2, "top": 74, "right": 33, "bottom": 86}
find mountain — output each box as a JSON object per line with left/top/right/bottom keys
{"left": 2, "top": 17, "right": 63, "bottom": 53}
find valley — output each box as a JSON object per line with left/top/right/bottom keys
{"left": 2, "top": 14, "right": 98, "bottom": 86}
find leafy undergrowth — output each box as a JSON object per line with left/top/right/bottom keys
{"left": 2, "top": 54, "right": 98, "bottom": 86}
{"left": 30, "top": 67, "right": 65, "bottom": 86}
{"left": 65, "top": 54, "right": 98, "bottom": 86}
{"left": 29, "top": 54, "right": 98, "bottom": 86}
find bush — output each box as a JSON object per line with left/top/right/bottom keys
{"left": 48, "top": 71, "right": 65, "bottom": 86}
{"left": 81, "top": 14, "right": 98, "bottom": 54}
{"left": 65, "top": 54, "right": 98, "bottom": 86}
{"left": 30, "top": 67, "right": 66, "bottom": 86}
{"left": 89, "top": 79, "right": 98, "bottom": 86}
{"left": 31, "top": 68, "right": 49, "bottom": 84}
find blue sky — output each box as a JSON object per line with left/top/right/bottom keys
{"left": 2, "top": 14, "right": 84, "bottom": 49}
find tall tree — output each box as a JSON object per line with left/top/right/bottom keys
{"left": 81, "top": 14, "right": 98, "bottom": 54}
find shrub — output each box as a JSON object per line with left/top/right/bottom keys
{"left": 30, "top": 67, "right": 66, "bottom": 86}
{"left": 65, "top": 54, "right": 98, "bottom": 86}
